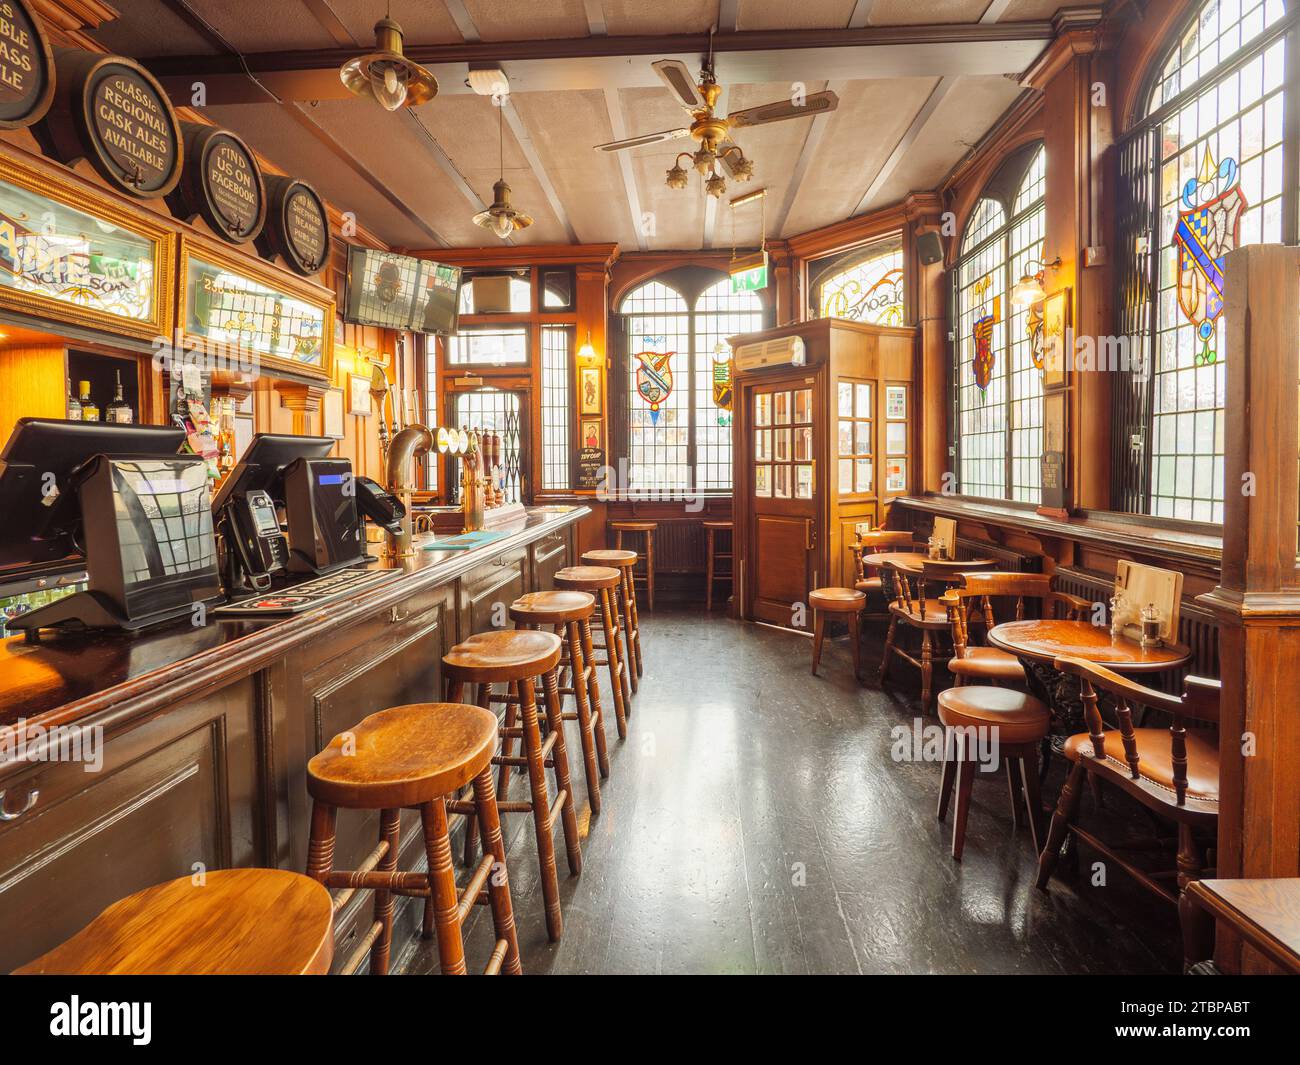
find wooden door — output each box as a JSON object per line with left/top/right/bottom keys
{"left": 745, "top": 374, "right": 819, "bottom": 627}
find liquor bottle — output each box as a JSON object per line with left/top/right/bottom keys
{"left": 217, "top": 399, "right": 236, "bottom": 477}
{"left": 66, "top": 378, "right": 81, "bottom": 421}
{"left": 106, "top": 370, "right": 133, "bottom": 424}
{"left": 78, "top": 381, "right": 100, "bottom": 422}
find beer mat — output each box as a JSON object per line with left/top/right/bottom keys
{"left": 423, "top": 530, "right": 508, "bottom": 551}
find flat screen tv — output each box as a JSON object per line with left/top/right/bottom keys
{"left": 344, "top": 246, "right": 462, "bottom": 335}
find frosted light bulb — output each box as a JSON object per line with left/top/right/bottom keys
{"left": 370, "top": 62, "right": 408, "bottom": 110}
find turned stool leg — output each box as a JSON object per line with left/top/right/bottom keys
{"left": 937, "top": 729, "right": 957, "bottom": 822}
{"left": 1036, "top": 762, "right": 1086, "bottom": 889}
{"left": 369, "top": 807, "right": 402, "bottom": 975}
{"left": 519, "top": 676, "right": 564, "bottom": 942}
{"left": 617, "top": 572, "right": 639, "bottom": 695}
{"left": 624, "top": 564, "right": 644, "bottom": 680}
{"left": 601, "top": 586, "right": 632, "bottom": 721}
{"left": 879, "top": 616, "right": 897, "bottom": 683}
{"left": 564, "top": 619, "right": 605, "bottom": 803}
{"left": 706, "top": 528, "right": 715, "bottom": 611}
{"left": 951, "top": 733, "right": 976, "bottom": 862}
{"left": 541, "top": 668, "right": 583, "bottom": 876}
{"left": 306, "top": 800, "right": 337, "bottom": 885}
{"left": 421, "top": 797, "right": 468, "bottom": 975}
{"left": 471, "top": 766, "right": 522, "bottom": 975}
{"left": 583, "top": 613, "right": 625, "bottom": 740}
{"left": 811, "top": 610, "right": 825, "bottom": 675}
{"left": 848, "top": 611, "right": 862, "bottom": 681}
{"left": 646, "top": 531, "right": 655, "bottom": 610}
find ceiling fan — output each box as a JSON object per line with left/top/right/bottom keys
{"left": 594, "top": 58, "right": 838, "bottom": 197}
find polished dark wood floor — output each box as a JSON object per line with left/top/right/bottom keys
{"left": 399, "top": 609, "right": 1182, "bottom": 975}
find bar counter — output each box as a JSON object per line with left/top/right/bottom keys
{"left": 0, "top": 505, "right": 588, "bottom": 973}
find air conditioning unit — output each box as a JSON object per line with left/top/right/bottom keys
{"left": 733, "top": 334, "right": 806, "bottom": 372}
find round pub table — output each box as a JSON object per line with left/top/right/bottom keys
{"left": 988, "top": 619, "right": 1191, "bottom": 735}
{"left": 862, "top": 551, "right": 997, "bottom": 606}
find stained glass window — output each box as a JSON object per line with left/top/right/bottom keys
{"left": 816, "top": 239, "right": 905, "bottom": 325}
{"left": 952, "top": 144, "right": 1046, "bottom": 503}
{"left": 1119, "top": 0, "right": 1288, "bottom": 523}
{"left": 621, "top": 276, "right": 763, "bottom": 493}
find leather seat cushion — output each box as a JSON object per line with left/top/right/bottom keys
{"left": 948, "top": 646, "right": 1025, "bottom": 681}
{"left": 889, "top": 599, "right": 951, "bottom": 626}
{"left": 1063, "top": 728, "right": 1218, "bottom": 801}
{"left": 937, "top": 686, "right": 1050, "bottom": 744}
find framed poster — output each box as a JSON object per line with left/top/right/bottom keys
{"left": 1039, "top": 389, "right": 1069, "bottom": 514}
{"left": 885, "top": 385, "right": 907, "bottom": 420}
{"left": 1042, "top": 288, "right": 1071, "bottom": 390}
{"left": 323, "top": 387, "right": 345, "bottom": 439}
{"left": 348, "top": 374, "right": 372, "bottom": 416}
{"left": 579, "top": 365, "right": 601, "bottom": 415}
{"left": 580, "top": 419, "right": 602, "bottom": 449}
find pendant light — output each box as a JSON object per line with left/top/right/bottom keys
{"left": 473, "top": 102, "right": 534, "bottom": 239}
{"left": 340, "top": 3, "right": 438, "bottom": 111}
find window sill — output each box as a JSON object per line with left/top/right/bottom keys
{"left": 892, "top": 494, "right": 1223, "bottom": 568}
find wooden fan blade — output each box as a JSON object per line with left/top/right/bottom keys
{"left": 717, "top": 141, "right": 742, "bottom": 177}
{"left": 652, "top": 59, "right": 704, "bottom": 109}
{"left": 594, "top": 128, "right": 691, "bottom": 152}
{"left": 727, "top": 90, "right": 839, "bottom": 128}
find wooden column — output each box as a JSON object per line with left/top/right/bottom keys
{"left": 1200, "top": 243, "right": 1300, "bottom": 973}
{"left": 275, "top": 381, "right": 327, "bottom": 436}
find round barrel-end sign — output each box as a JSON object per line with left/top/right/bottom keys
{"left": 32, "top": 48, "right": 181, "bottom": 199}
{"left": 169, "top": 122, "right": 265, "bottom": 244}
{"left": 0, "top": 0, "right": 55, "bottom": 129}
{"left": 259, "top": 175, "right": 331, "bottom": 276}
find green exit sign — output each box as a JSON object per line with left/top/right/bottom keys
{"left": 731, "top": 263, "right": 768, "bottom": 293}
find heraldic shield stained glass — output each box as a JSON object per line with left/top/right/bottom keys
{"left": 1140, "top": 0, "right": 1286, "bottom": 522}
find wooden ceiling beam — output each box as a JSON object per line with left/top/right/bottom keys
{"left": 141, "top": 23, "right": 1055, "bottom": 106}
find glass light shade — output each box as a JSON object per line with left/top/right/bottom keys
{"left": 491, "top": 213, "right": 514, "bottom": 238}
{"left": 1011, "top": 273, "right": 1046, "bottom": 306}
{"left": 368, "top": 61, "right": 408, "bottom": 110}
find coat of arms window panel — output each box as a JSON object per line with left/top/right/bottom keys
{"left": 1124, "top": 0, "right": 1289, "bottom": 523}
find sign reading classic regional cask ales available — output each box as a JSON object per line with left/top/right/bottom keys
{"left": 0, "top": 0, "right": 54, "bottom": 129}
{"left": 258, "top": 174, "right": 330, "bottom": 276}
{"left": 168, "top": 123, "right": 265, "bottom": 244}
{"left": 33, "top": 48, "right": 181, "bottom": 199}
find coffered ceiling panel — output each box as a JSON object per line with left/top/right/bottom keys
{"left": 780, "top": 76, "right": 939, "bottom": 238}
{"left": 463, "top": 0, "right": 592, "bottom": 42}
{"left": 737, "top": 0, "right": 860, "bottom": 31}
{"left": 868, "top": 0, "right": 992, "bottom": 25}
{"left": 865, "top": 74, "right": 1025, "bottom": 208}
{"left": 601, "top": 0, "right": 720, "bottom": 35}
{"left": 510, "top": 89, "right": 642, "bottom": 247}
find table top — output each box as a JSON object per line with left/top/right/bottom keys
{"left": 1187, "top": 879, "right": 1300, "bottom": 975}
{"left": 987, "top": 619, "right": 1191, "bottom": 673}
{"left": 861, "top": 552, "right": 995, "bottom": 576}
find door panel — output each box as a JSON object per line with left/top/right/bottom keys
{"left": 753, "top": 516, "right": 811, "bottom": 624}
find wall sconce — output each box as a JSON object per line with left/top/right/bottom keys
{"left": 577, "top": 330, "right": 600, "bottom": 365}
{"left": 1011, "top": 256, "right": 1062, "bottom": 306}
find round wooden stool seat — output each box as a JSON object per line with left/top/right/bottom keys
{"left": 809, "top": 586, "right": 866, "bottom": 613}
{"left": 583, "top": 548, "right": 637, "bottom": 569}
{"left": 511, "top": 589, "right": 595, "bottom": 625}
{"left": 937, "top": 686, "right": 1049, "bottom": 745}
{"left": 308, "top": 702, "right": 499, "bottom": 809}
{"left": 702, "top": 519, "right": 732, "bottom": 530}
{"left": 610, "top": 520, "right": 656, "bottom": 532}
{"left": 14, "top": 869, "right": 333, "bottom": 975}
{"left": 555, "top": 565, "right": 621, "bottom": 590}
{"left": 445, "top": 629, "right": 563, "bottom": 684}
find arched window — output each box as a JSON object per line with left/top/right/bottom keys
{"left": 952, "top": 143, "right": 1046, "bottom": 502}
{"left": 814, "top": 237, "right": 905, "bottom": 325}
{"left": 1115, "top": 0, "right": 1291, "bottom": 522}
{"left": 620, "top": 274, "right": 764, "bottom": 491}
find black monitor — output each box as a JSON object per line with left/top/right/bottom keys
{"left": 282, "top": 457, "right": 366, "bottom": 574}
{"left": 210, "top": 433, "right": 335, "bottom": 515}
{"left": 0, "top": 418, "right": 186, "bottom": 569}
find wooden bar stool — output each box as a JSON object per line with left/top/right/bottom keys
{"left": 809, "top": 586, "right": 867, "bottom": 679}
{"left": 583, "top": 547, "right": 643, "bottom": 691}
{"left": 556, "top": 565, "right": 630, "bottom": 738}
{"left": 610, "top": 520, "right": 657, "bottom": 609}
{"left": 13, "top": 868, "right": 334, "bottom": 974}
{"left": 510, "top": 589, "right": 608, "bottom": 816}
{"left": 936, "top": 686, "right": 1049, "bottom": 862}
{"left": 306, "top": 702, "right": 522, "bottom": 975}
{"left": 444, "top": 629, "right": 581, "bottom": 943}
{"left": 704, "top": 520, "right": 733, "bottom": 610}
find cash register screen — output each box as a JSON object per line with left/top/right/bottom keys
{"left": 101, "top": 459, "right": 221, "bottom": 617}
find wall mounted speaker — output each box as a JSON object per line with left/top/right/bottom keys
{"left": 916, "top": 230, "right": 944, "bottom": 267}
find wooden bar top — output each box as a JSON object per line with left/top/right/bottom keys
{"left": 0, "top": 505, "right": 589, "bottom": 738}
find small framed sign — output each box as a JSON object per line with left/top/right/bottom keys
{"left": 1042, "top": 288, "right": 1071, "bottom": 390}
{"left": 579, "top": 365, "right": 601, "bottom": 415}
{"left": 348, "top": 374, "right": 372, "bottom": 416}
{"left": 323, "top": 387, "right": 345, "bottom": 439}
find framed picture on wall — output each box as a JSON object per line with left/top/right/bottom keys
{"left": 581, "top": 419, "right": 602, "bottom": 449}
{"left": 323, "top": 387, "right": 345, "bottom": 439}
{"left": 348, "top": 375, "right": 372, "bottom": 416}
{"left": 1042, "top": 288, "right": 1071, "bottom": 390}
{"left": 579, "top": 366, "right": 601, "bottom": 415}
